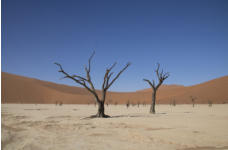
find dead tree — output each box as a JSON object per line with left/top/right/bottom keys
{"left": 208, "top": 100, "right": 212, "bottom": 107}
{"left": 142, "top": 101, "right": 146, "bottom": 106}
{"left": 55, "top": 52, "right": 130, "bottom": 118}
{"left": 126, "top": 100, "right": 130, "bottom": 108}
{"left": 143, "top": 63, "right": 169, "bottom": 114}
{"left": 172, "top": 99, "right": 176, "bottom": 106}
{"left": 137, "top": 101, "right": 140, "bottom": 108}
{"left": 190, "top": 96, "right": 197, "bottom": 107}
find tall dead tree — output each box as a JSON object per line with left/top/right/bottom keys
{"left": 143, "top": 63, "right": 169, "bottom": 114}
{"left": 55, "top": 52, "right": 130, "bottom": 118}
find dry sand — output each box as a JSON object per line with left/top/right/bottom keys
{"left": 2, "top": 104, "right": 228, "bottom": 150}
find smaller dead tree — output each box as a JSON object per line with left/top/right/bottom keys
{"left": 142, "top": 101, "right": 146, "bottom": 106}
{"left": 126, "top": 100, "right": 130, "bottom": 108}
{"left": 190, "top": 96, "right": 197, "bottom": 107}
{"left": 143, "top": 63, "right": 169, "bottom": 114}
{"left": 208, "top": 100, "right": 212, "bottom": 107}
{"left": 137, "top": 101, "right": 140, "bottom": 108}
{"left": 172, "top": 99, "right": 176, "bottom": 106}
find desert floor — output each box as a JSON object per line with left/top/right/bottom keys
{"left": 1, "top": 104, "right": 228, "bottom": 150}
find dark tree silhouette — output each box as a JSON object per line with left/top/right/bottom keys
{"left": 142, "top": 101, "right": 146, "bottom": 106}
{"left": 208, "top": 100, "right": 212, "bottom": 107}
{"left": 190, "top": 96, "right": 197, "bottom": 107}
{"left": 137, "top": 101, "right": 140, "bottom": 108}
{"left": 172, "top": 99, "right": 176, "bottom": 106}
{"left": 143, "top": 63, "right": 169, "bottom": 114}
{"left": 55, "top": 52, "right": 130, "bottom": 118}
{"left": 126, "top": 100, "right": 130, "bottom": 108}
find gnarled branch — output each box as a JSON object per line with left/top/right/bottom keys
{"left": 106, "top": 62, "right": 131, "bottom": 89}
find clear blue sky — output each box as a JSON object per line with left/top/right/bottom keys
{"left": 2, "top": 0, "right": 228, "bottom": 92}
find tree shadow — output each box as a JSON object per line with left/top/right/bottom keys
{"left": 80, "top": 113, "right": 168, "bottom": 120}
{"left": 111, "top": 115, "right": 143, "bottom": 118}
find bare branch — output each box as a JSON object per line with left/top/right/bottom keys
{"left": 107, "top": 62, "right": 131, "bottom": 89}
{"left": 86, "top": 51, "right": 95, "bottom": 73}
{"left": 54, "top": 62, "right": 99, "bottom": 101}
{"left": 143, "top": 79, "right": 155, "bottom": 89}
{"left": 72, "top": 75, "right": 88, "bottom": 81}
{"left": 108, "top": 62, "right": 117, "bottom": 71}
{"left": 102, "top": 62, "right": 117, "bottom": 91}
{"left": 155, "top": 63, "right": 160, "bottom": 78}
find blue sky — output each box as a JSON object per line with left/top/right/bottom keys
{"left": 2, "top": 0, "right": 228, "bottom": 92}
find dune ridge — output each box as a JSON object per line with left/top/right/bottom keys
{"left": 1, "top": 72, "right": 228, "bottom": 104}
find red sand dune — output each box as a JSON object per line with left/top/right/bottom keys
{"left": 1, "top": 72, "right": 228, "bottom": 104}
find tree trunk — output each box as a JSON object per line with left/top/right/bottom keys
{"left": 97, "top": 101, "right": 105, "bottom": 117}
{"left": 96, "top": 101, "right": 110, "bottom": 118}
{"left": 150, "top": 91, "right": 156, "bottom": 114}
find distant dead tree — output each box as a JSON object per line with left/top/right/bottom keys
{"left": 208, "top": 100, "right": 212, "bottom": 107}
{"left": 172, "top": 99, "right": 176, "bottom": 106}
{"left": 143, "top": 63, "right": 169, "bottom": 114}
{"left": 190, "top": 96, "right": 197, "bottom": 107}
{"left": 59, "top": 101, "right": 63, "bottom": 106}
{"left": 126, "top": 100, "right": 130, "bottom": 108}
{"left": 137, "top": 101, "right": 140, "bottom": 107}
{"left": 55, "top": 52, "right": 130, "bottom": 118}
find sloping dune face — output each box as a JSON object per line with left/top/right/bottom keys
{"left": 1, "top": 72, "right": 94, "bottom": 104}
{"left": 1, "top": 72, "right": 228, "bottom": 104}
